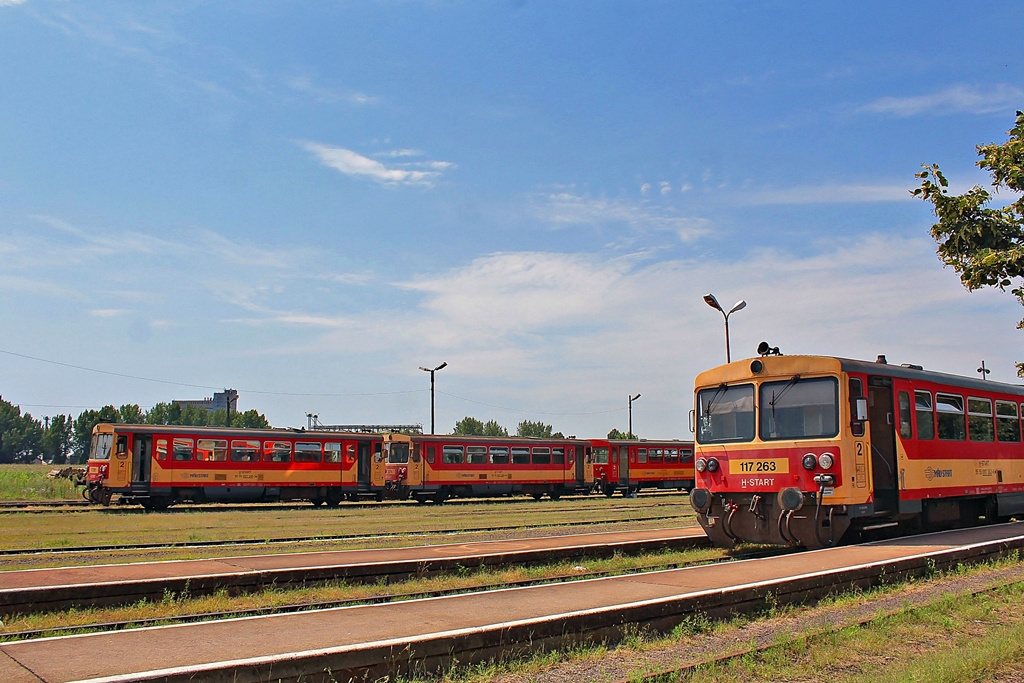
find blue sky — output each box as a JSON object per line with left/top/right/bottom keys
{"left": 1, "top": 1, "right": 1023, "bottom": 437}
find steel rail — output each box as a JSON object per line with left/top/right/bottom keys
{"left": 0, "top": 513, "right": 687, "bottom": 557}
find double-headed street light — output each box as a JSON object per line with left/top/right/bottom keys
{"left": 419, "top": 362, "right": 447, "bottom": 434}
{"left": 703, "top": 293, "right": 746, "bottom": 363}
{"left": 628, "top": 393, "right": 641, "bottom": 438}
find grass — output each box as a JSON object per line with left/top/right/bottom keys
{"left": 0, "top": 495, "right": 697, "bottom": 569}
{"left": 0, "top": 464, "right": 81, "bottom": 501}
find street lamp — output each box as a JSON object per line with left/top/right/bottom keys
{"left": 703, "top": 293, "right": 746, "bottom": 363}
{"left": 419, "top": 362, "right": 447, "bottom": 434}
{"left": 628, "top": 393, "right": 641, "bottom": 438}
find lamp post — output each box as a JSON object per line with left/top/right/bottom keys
{"left": 703, "top": 294, "right": 746, "bottom": 363}
{"left": 419, "top": 362, "right": 447, "bottom": 434}
{"left": 628, "top": 393, "right": 640, "bottom": 438}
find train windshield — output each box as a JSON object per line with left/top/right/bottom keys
{"left": 696, "top": 384, "right": 755, "bottom": 443}
{"left": 592, "top": 446, "right": 609, "bottom": 464}
{"left": 759, "top": 376, "right": 839, "bottom": 440}
{"left": 387, "top": 442, "right": 410, "bottom": 463}
{"left": 89, "top": 432, "right": 114, "bottom": 461}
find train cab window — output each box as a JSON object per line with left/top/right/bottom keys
{"left": 897, "top": 392, "right": 913, "bottom": 439}
{"left": 553, "top": 447, "right": 565, "bottom": 464}
{"left": 936, "top": 393, "right": 966, "bottom": 440}
{"left": 915, "top": 391, "right": 934, "bottom": 440}
{"left": 512, "top": 446, "right": 530, "bottom": 464}
{"left": 467, "top": 446, "right": 487, "bottom": 464}
{"left": 89, "top": 432, "right": 114, "bottom": 460}
{"left": 442, "top": 445, "right": 464, "bottom": 464}
{"left": 230, "top": 440, "right": 260, "bottom": 462}
{"left": 295, "top": 442, "right": 323, "bottom": 462}
{"left": 426, "top": 445, "right": 436, "bottom": 464}
{"left": 759, "top": 377, "right": 839, "bottom": 441}
{"left": 116, "top": 435, "right": 128, "bottom": 456}
{"left": 156, "top": 439, "right": 168, "bottom": 461}
{"left": 264, "top": 441, "right": 292, "bottom": 462}
{"left": 324, "top": 443, "right": 342, "bottom": 463}
{"left": 387, "top": 442, "right": 410, "bottom": 464}
{"left": 172, "top": 438, "right": 194, "bottom": 461}
{"left": 489, "top": 446, "right": 509, "bottom": 464}
{"left": 196, "top": 439, "right": 228, "bottom": 462}
{"left": 968, "top": 398, "right": 994, "bottom": 442}
{"left": 592, "top": 447, "right": 609, "bottom": 464}
{"left": 997, "top": 401, "right": 1020, "bottom": 442}
{"left": 697, "top": 383, "right": 755, "bottom": 443}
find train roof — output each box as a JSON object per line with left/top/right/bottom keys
{"left": 93, "top": 423, "right": 382, "bottom": 437}
{"left": 696, "top": 354, "right": 1024, "bottom": 398}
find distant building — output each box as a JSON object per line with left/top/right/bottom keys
{"left": 173, "top": 389, "right": 238, "bottom": 415}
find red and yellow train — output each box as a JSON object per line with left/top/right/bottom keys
{"left": 689, "top": 354, "right": 1024, "bottom": 548}
{"left": 590, "top": 438, "right": 694, "bottom": 497}
{"left": 85, "top": 423, "right": 695, "bottom": 508}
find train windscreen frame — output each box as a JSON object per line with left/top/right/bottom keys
{"left": 759, "top": 376, "right": 839, "bottom": 441}
{"left": 696, "top": 383, "right": 755, "bottom": 444}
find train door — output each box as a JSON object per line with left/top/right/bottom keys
{"left": 406, "top": 441, "right": 424, "bottom": 488}
{"left": 618, "top": 445, "right": 630, "bottom": 487}
{"left": 111, "top": 433, "right": 132, "bottom": 489}
{"left": 868, "top": 377, "right": 899, "bottom": 513}
{"left": 574, "top": 445, "right": 586, "bottom": 485}
{"left": 358, "top": 440, "right": 372, "bottom": 489}
{"left": 131, "top": 435, "right": 152, "bottom": 484}
{"left": 371, "top": 441, "right": 386, "bottom": 489}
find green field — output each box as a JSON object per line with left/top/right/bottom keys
{"left": 0, "top": 464, "right": 81, "bottom": 501}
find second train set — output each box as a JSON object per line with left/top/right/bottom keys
{"left": 84, "top": 424, "right": 694, "bottom": 509}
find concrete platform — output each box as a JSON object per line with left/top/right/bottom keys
{"left": 2, "top": 523, "right": 1023, "bottom": 683}
{"left": 0, "top": 527, "right": 709, "bottom": 614}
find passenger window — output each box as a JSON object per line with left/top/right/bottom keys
{"left": 666, "top": 448, "right": 679, "bottom": 461}
{"left": 324, "top": 443, "right": 342, "bottom": 463}
{"left": 915, "top": 391, "right": 934, "bottom": 440}
{"left": 490, "top": 446, "right": 509, "bottom": 464}
{"left": 116, "top": 435, "right": 128, "bottom": 455}
{"left": 295, "top": 442, "right": 323, "bottom": 462}
{"left": 512, "top": 447, "right": 530, "bottom": 464}
{"left": 426, "top": 445, "right": 436, "bottom": 464}
{"left": 638, "top": 448, "right": 648, "bottom": 464}
{"left": 156, "top": 439, "right": 168, "bottom": 461}
{"left": 532, "top": 447, "right": 551, "bottom": 465}
{"left": 345, "top": 443, "right": 357, "bottom": 463}
{"left": 552, "top": 447, "right": 565, "bottom": 464}
{"left": 197, "top": 439, "right": 228, "bottom": 462}
{"left": 997, "top": 402, "right": 1020, "bottom": 442}
{"left": 936, "top": 393, "right": 966, "bottom": 441}
{"left": 230, "top": 439, "right": 260, "bottom": 462}
{"left": 442, "top": 445, "right": 464, "bottom": 464}
{"left": 897, "top": 391, "right": 912, "bottom": 439}
{"left": 649, "top": 448, "right": 663, "bottom": 462}
{"left": 467, "top": 446, "right": 487, "bottom": 464}
{"left": 264, "top": 441, "right": 292, "bottom": 462}
{"left": 172, "top": 438, "right": 194, "bottom": 461}
{"left": 968, "top": 398, "right": 994, "bottom": 442}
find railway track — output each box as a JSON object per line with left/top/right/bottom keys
{"left": 0, "top": 512, "right": 686, "bottom": 557}
{"left": 0, "top": 548, "right": 789, "bottom": 642}
{"left": 2, "top": 524, "right": 1021, "bottom": 683}
{"left": 0, "top": 490, "right": 685, "bottom": 513}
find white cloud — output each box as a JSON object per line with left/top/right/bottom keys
{"left": 537, "top": 192, "right": 711, "bottom": 241}
{"left": 0, "top": 0, "right": 28, "bottom": 6}
{"left": 744, "top": 182, "right": 915, "bottom": 205}
{"left": 860, "top": 84, "right": 1024, "bottom": 118}
{"left": 301, "top": 142, "right": 452, "bottom": 187}
{"left": 286, "top": 75, "right": 379, "bottom": 106}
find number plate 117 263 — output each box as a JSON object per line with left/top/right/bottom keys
{"left": 728, "top": 458, "right": 790, "bottom": 475}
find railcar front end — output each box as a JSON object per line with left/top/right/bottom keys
{"left": 691, "top": 353, "right": 1024, "bottom": 549}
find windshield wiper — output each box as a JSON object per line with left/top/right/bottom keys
{"left": 703, "top": 383, "right": 728, "bottom": 416}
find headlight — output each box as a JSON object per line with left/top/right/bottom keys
{"left": 802, "top": 454, "right": 817, "bottom": 470}
{"left": 818, "top": 452, "right": 834, "bottom": 469}
{"left": 695, "top": 458, "right": 707, "bottom": 473}
{"left": 706, "top": 457, "right": 720, "bottom": 472}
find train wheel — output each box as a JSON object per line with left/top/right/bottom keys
{"left": 311, "top": 499, "right": 325, "bottom": 507}
{"left": 432, "top": 490, "right": 448, "bottom": 504}
{"left": 100, "top": 489, "right": 113, "bottom": 506}
{"left": 531, "top": 493, "right": 543, "bottom": 501}
{"left": 548, "top": 490, "right": 562, "bottom": 501}
{"left": 602, "top": 484, "right": 615, "bottom": 498}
